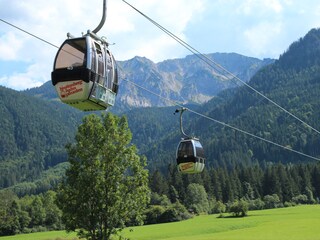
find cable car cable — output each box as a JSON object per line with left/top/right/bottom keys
{"left": 121, "top": 0, "right": 320, "bottom": 136}
{"left": 0, "top": 18, "right": 60, "bottom": 49}
{"left": 0, "top": 18, "right": 84, "bottom": 63}
{"left": 122, "top": 78, "right": 320, "bottom": 162}
{"left": 121, "top": 1, "right": 230, "bottom": 79}
{"left": 1, "top": 18, "right": 319, "bottom": 162}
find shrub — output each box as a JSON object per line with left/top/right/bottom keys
{"left": 284, "top": 201, "right": 296, "bottom": 207}
{"left": 248, "top": 198, "right": 265, "bottom": 210}
{"left": 209, "top": 200, "right": 226, "bottom": 215}
{"left": 292, "top": 194, "right": 309, "bottom": 204}
{"left": 144, "top": 202, "right": 192, "bottom": 225}
{"left": 144, "top": 205, "right": 166, "bottom": 224}
{"left": 150, "top": 192, "right": 171, "bottom": 207}
{"left": 159, "top": 202, "right": 192, "bottom": 223}
{"left": 263, "top": 194, "right": 281, "bottom": 209}
{"left": 229, "top": 200, "right": 248, "bottom": 217}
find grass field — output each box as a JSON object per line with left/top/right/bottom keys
{"left": 0, "top": 230, "right": 77, "bottom": 240}
{"left": 121, "top": 205, "right": 320, "bottom": 240}
{"left": 1, "top": 205, "right": 319, "bottom": 240}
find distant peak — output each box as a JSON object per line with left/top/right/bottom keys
{"left": 278, "top": 28, "right": 320, "bottom": 70}
{"left": 131, "top": 56, "right": 154, "bottom": 64}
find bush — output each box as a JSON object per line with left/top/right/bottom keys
{"left": 144, "top": 205, "right": 166, "bottom": 225}
{"left": 150, "top": 192, "right": 171, "bottom": 207}
{"left": 263, "top": 194, "right": 281, "bottom": 209}
{"left": 248, "top": 198, "right": 265, "bottom": 210}
{"left": 158, "top": 207, "right": 179, "bottom": 223}
{"left": 145, "top": 202, "right": 192, "bottom": 225}
{"left": 159, "top": 202, "right": 192, "bottom": 223}
{"left": 292, "top": 194, "right": 309, "bottom": 204}
{"left": 229, "top": 200, "right": 248, "bottom": 217}
{"left": 209, "top": 200, "right": 226, "bottom": 216}
{"left": 284, "top": 201, "right": 296, "bottom": 207}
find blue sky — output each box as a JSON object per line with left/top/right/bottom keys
{"left": 1, "top": 0, "right": 320, "bottom": 90}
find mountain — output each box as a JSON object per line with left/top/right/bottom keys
{"left": 117, "top": 53, "right": 273, "bottom": 109}
{"left": 25, "top": 53, "right": 272, "bottom": 112}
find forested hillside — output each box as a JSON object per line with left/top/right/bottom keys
{"left": 201, "top": 28, "right": 320, "bottom": 167}
{"left": 0, "top": 87, "right": 84, "bottom": 189}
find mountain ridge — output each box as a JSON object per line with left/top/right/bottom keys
{"left": 24, "top": 52, "right": 273, "bottom": 112}
{"left": 117, "top": 52, "right": 273, "bottom": 109}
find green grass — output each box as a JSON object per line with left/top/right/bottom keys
{"left": 0, "top": 231, "right": 77, "bottom": 240}
{"left": 1, "top": 205, "right": 320, "bottom": 240}
{"left": 121, "top": 205, "right": 320, "bottom": 240}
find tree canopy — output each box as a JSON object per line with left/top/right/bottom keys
{"left": 56, "top": 113, "right": 150, "bottom": 240}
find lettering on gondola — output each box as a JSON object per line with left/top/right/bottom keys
{"left": 180, "top": 162, "right": 194, "bottom": 171}
{"left": 59, "top": 81, "right": 83, "bottom": 98}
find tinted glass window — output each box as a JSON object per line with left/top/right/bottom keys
{"left": 178, "top": 141, "right": 194, "bottom": 157}
{"left": 95, "top": 42, "right": 104, "bottom": 77}
{"left": 106, "top": 50, "right": 113, "bottom": 89}
{"left": 194, "top": 141, "right": 205, "bottom": 158}
{"left": 55, "top": 39, "right": 86, "bottom": 69}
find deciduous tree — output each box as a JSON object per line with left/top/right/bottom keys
{"left": 56, "top": 114, "right": 150, "bottom": 240}
{"left": 185, "top": 183, "right": 209, "bottom": 214}
{"left": 229, "top": 199, "right": 248, "bottom": 217}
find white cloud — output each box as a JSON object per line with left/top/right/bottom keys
{"left": 243, "top": 22, "right": 283, "bottom": 57}
{"left": 107, "top": 0, "right": 207, "bottom": 62}
{"left": 0, "top": 32, "right": 24, "bottom": 61}
{"left": 122, "top": 34, "right": 187, "bottom": 61}
{"left": 0, "top": 63, "right": 47, "bottom": 90}
{"left": 237, "top": 0, "right": 285, "bottom": 15}
{"left": 264, "top": 0, "right": 284, "bottom": 13}
{"left": 141, "top": 0, "right": 206, "bottom": 31}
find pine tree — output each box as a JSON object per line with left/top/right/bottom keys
{"left": 149, "top": 170, "right": 169, "bottom": 196}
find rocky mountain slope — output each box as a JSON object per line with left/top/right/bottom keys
{"left": 25, "top": 53, "right": 273, "bottom": 112}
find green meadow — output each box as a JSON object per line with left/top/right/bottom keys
{"left": 1, "top": 205, "right": 319, "bottom": 240}
{"left": 0, "top": 230, "right": 77, "bottom": 240}
{"left": 122, "top": 205, "right": 320, "bottom": 240}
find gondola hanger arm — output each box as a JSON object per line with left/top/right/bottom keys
{"left": 175, "top": 107, "right": 191, "bottom": 139}
{"left": 92, "top": 0, "right": 108, "bottom": 34}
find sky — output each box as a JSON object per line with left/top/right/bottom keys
{"left": 1, "top": 0, "right": 320, "bottom": 90}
